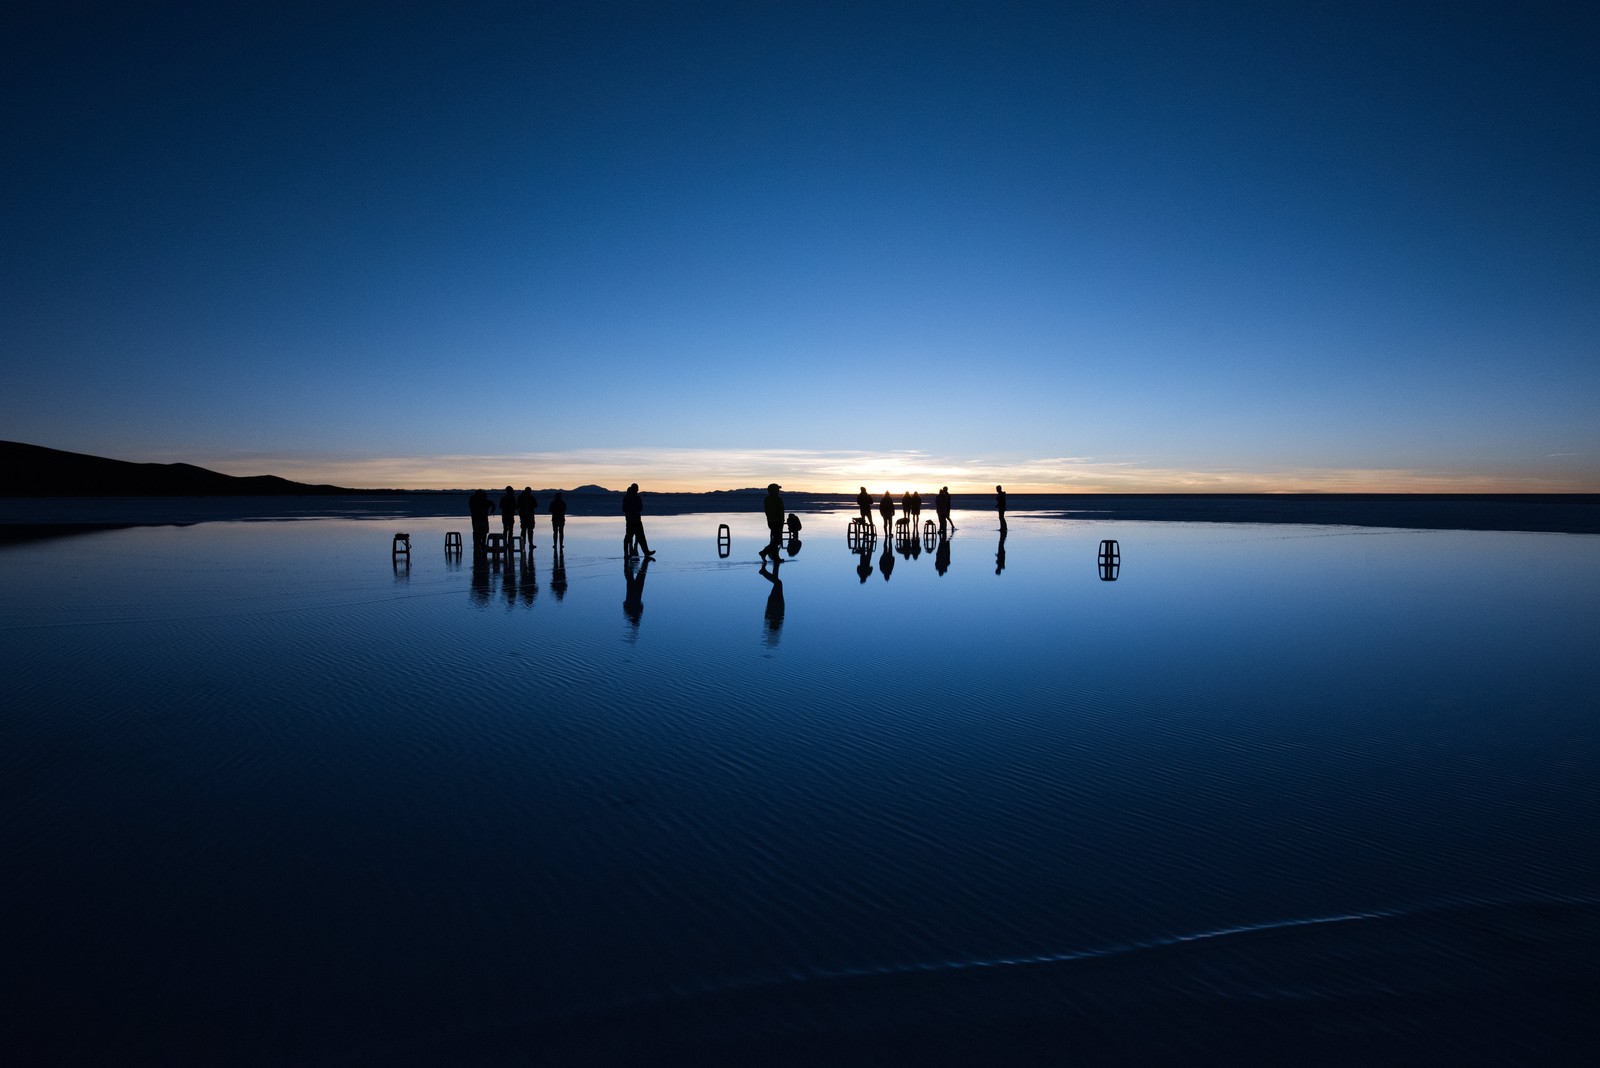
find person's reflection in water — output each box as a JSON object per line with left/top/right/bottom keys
{"left": 995, "top": 528, "right": 1007, "bottom": 575}
{"left": 878, "top": 541, "right": 895, "bottom": 582}
{"left": 550, "top": 548, "right": 568, "bottom": 601}
{"left": 935, "top": 532, "right": 951, "bottom": 576}
{"left": 470, "top": 548, "right": 492, "bottom": 606}
{"left": 623, "top": 555, "right": 649, "bottom": 633}
{"left": 759, "top": 557, "right": 784, "bottom": 646}
{"left": 519, "top": 551, "right": 537, "bottom": 607}
{"left": 856, "top": 547, "right": 873, "bottom": 584}
{"left": 503, "top": 551, "right": 518, "bottom": 610}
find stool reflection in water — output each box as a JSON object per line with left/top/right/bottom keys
{"left": 922, "top": 521, "right": 938, "bottom": 551}
{"left": 486, "top": 532, "right": 507, "bottom": 557}
{"left": 717, "top": 523, "right": 731, "bottom": 559}
{"left": 1098, "top": 538, "right": 1120, "bottom": 581}
{"left": 444, "top": 531, "right": 463, "bottom": 554}
{"left": 391, "top": 532, "right": 410, "bottom": 558}
{"left": 847, "top": 518, "right": 877, "bottom": 552}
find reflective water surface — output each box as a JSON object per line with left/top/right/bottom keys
{"left": 4, "top": 512, "right": 1598, "bottom": 1063}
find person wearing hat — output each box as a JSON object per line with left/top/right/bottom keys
{"left": 759, "top": 482, "right": 784, "bottom": 561}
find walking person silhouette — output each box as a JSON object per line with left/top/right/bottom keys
{"left": 622, "top": 483, "right": 654, "bottom": 558}
{"left": 759, "top": 483, "right": 784, "bottom": 562}
{"left": 857, "top": 486, "right": 874, "bottom": 529}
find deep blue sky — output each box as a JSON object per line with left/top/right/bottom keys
{"left": 5, "top": 1, "right": 1597, "bottom": 491}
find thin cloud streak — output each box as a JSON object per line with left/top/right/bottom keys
{"left": 189, "top": 448, "right": 1599, "bottom": 494}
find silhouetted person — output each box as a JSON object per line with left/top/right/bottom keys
{"left": 996, "top": 528, "right": 1007, "bottom": 575}
{"left": 936, "top": 486, "right": 953, "bottom": 535}
{"left": 500, "top": 486, "right": 517, "bottom": 540}
{"left": 517, "top": 487, "right": 537, "bottom": 548}
{"left": 468, "top": 489, "right": 493, "bottom": 550}
{"left": 549, "top": 490, "right": 568, "bottom": 551}
{"left": 878, "top": 541, "right": 894, "bottom": 581}
{"left": 759, "top": 482, "right": 784, "bottom": 562}
{"left": 857, "top": 486, "right": 873, "bottom": 528}
{"left": 900, "top": 491, "right": 911, "bottom": 526}
{"left": 622, "top": 482, "right": 654, "bottom": 558}
{"left": 911, "top": 490, "right": 922, "bottom": 525}
{"left": 550, "top": 548, "right": 568, "bottom": 601}
{"left": 935, "top": 532, "right": 951, "bottom": 576}
{"left": 996, "top": 484, "right": 1007, "bottom": 531}
{"left": 856, "top": 547, "right": 873, "bottom": 583}
{"left": 879, "top": 491, "right": 895, "bottom": 531}
{"left": 759, "top": 557, "right": 784, "bottom": 646}
{"left": 623, "top": 554, "right": 649, "bottom": 630}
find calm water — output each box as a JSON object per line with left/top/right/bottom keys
{"left": 4, "top": 512, "right": 1599, "bottom": 1064}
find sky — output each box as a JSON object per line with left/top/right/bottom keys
{"left": 4, "top": 1, "right": 1597, "bottom": 492}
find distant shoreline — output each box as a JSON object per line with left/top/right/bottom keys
{"left": 2, "top": 493, "right": 1597, "bottom": 536}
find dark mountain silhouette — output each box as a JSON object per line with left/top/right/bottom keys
{"left": 0, "top": 441, "right": 351, "bottom": 496}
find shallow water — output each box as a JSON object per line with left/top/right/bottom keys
{"left": 4, "top": 512, "right": 1598, "bottom": 1063}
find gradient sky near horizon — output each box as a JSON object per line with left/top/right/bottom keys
{"left": 4, "top": 1, "right": 1597, "bottom": 492}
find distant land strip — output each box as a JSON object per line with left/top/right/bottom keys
{"left": 2, "top": 442, "right": 1597, "bottom": 534}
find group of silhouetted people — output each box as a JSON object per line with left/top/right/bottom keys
{"left": 857, "top": 484, "right": 1004, "bottom": 537}
{"left": 467, "top": 487, "right": 568, "bottom": 551}
{"left": 466, "top": 481, "right": 1009, "bottom": 561}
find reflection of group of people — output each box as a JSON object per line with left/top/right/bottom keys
{"left": 466, "top": 486, "right": 569, "bottom": 551}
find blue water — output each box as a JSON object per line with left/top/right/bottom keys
{"left": 4, "top": 512, "right": 1598, "bottom": 1064}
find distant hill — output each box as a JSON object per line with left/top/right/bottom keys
{"left": 0, "top": 441, "right": 352, "bottom": 497}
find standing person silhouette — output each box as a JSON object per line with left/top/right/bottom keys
{"left": 468, "top": 489, "right": 493, "bottom": 550}
{"left": 759, "top": 483, "right": 784, "bottom": 562}
{"left": 857, "top": 486, "right": 874, "bottom": 529}
{"left": 911, "top": 489, "right": 922, "bottom": 526}
{"left": 549, "top": 490, "right": 568, "bottom": 551}
{"left": 517, "top": 487, "right": 537, "bottom": 549}
{"left": 622, "top": 483, "right": 654, "bottom": 558}
{"left": 996, "top": 484, "right": 1007, "bottom": 532}
{"left": 500, "top": 486, "right": 517, "bottom": 542}
{"left": 936, "top": 486, "right": 953, "bottom": 535}
{"left": 879, "top": 490, "right": 895, "bottom": 533}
